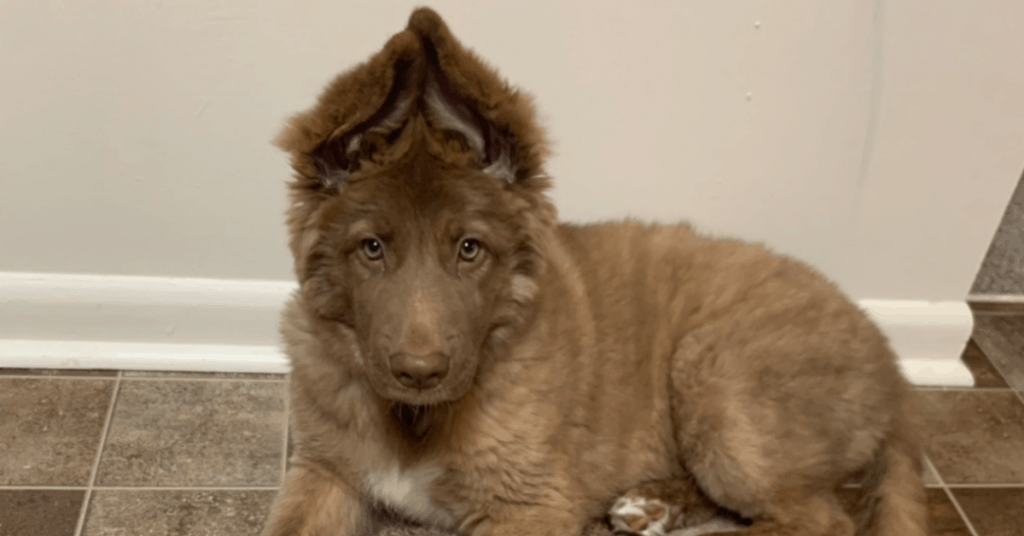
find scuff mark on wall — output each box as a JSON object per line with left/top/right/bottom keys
{"left": 851, "top": 0, "right": 885, "bottom": 229}
{"left": 196, "top": 99, "right": 210, "bottom": 119}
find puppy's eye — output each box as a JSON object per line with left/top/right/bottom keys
{"left": 458, "top": 238, "right": 481, "bottom": 262}
{"left": 362, "top": 238, "right": 384, "bottom": 261}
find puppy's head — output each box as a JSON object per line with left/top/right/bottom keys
{"left": 277, "top": 9, "right": 555, "bottom": 406}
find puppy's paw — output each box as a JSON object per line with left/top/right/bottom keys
{"left": 608, "top": 495, "right": 673, "bottom": 536}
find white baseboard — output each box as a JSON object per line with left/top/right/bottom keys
{"left": 0, "top": 272, "right": 975, "bottom": 386}
{"left": 0, "top": 340, "right": 289, "bottom": 373}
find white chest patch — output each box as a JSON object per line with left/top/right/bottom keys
{"left": 364, "top": 464, "right": 451, "bottom": 525}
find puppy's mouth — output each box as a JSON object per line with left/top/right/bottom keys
{"left": 389, "top": 403, "right": 440, "bottom": 444}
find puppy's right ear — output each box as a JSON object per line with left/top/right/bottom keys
{"left": 275, "top": 31, "right": 422, "bottom": 191}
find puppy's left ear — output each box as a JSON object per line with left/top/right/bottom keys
{"left": 275, "top": 30, "right": 423, "bottom": 192}
{"left": 406, "top": 8, "right": 550, "bottom": 189}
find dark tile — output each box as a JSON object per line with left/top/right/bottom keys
{"left": 840, "top": 463, "right": 938, "bottom": 488}
{"left": 960, "top": 339, "right": 1009, "bottom": 388}
{"left": 580, "top": 520, "right": 613, "bottom": 536}
{"left": 919, "top": 390, "right": 1024, "bottom": 484}
{"left": 0, "top": 368, "right": 117, "bottom": 377}
{"left": 973, "top": 314, "right": 1024, "bottom": 391}
{"left": 377, "top": 522, "right": 463, "bottom": 536}
{"left": 122, "top": 370, "right": 286, "bottom": 380}
{"left": 952, "top": 487, "right": 1024, "bottom": 536}
{"left": 0, "top": 378, "right": 114, "bottom": 485}
{"left": 924, "top": 489, "right": 975, "bottom": 536}
{"left": 83, "top": 490, "right": 276, "bottom": 536}
{"left": 969, "top": 301, "right": 1024, "bottom": 314}
{"left": 0, "top": 490, "right": 84, "bottom": 536}
{"left": 833, "top": 488, "right": 970, "bottom": 535}
{"left": 96, "top": 380, "right": 285, "bottom": 486}
{"left": 849, "top": 456, "right": 940, "bottom": 487}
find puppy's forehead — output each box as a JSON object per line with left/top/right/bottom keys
{"left": 397, "top": 171, "right": 501, "bottom": 215}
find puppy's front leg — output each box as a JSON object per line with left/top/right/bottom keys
{"left": 262, "top": 465, "right": 370, "bottom": 536}
{"left": 476, "top": 506, "right": 583, "bottom": 536}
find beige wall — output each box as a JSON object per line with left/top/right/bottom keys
{"left": 2, "top": 1, "right": 1022, "bottom": 301}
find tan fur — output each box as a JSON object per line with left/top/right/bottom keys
{"left": 263, "top": 8, "right": 927, "bottom": 536}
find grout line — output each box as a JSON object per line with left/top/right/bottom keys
{"left": 0, "top": 375, "right": 118, "bottom": 381}
{"left": 922, "top": 454, "right": 943, "bottom": 488}
{"left": 73, "top": 371, "right": 121, "bottom": 536}
{"left": 1008, "top": 382, "right": 1024, "bottom": 411}
{"left": 927, "top": 457, "right": 980, "bottom": 536}
{"left": 943, "top": 487, "right": 981, "bottom": 536}
{"left": 281, "top": 382, "right": 290, "bottom": 486}
{"left": 115, "top": 376, "right": 286, "bottom": 383}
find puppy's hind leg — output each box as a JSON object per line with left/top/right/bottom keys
{"left": 711, "top": 493, "right": 853, "bottom": 536}
{"left": 668, "top": 325, "right": 858, "bottom": 536}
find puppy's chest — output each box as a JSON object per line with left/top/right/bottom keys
{"left": 363, "top": 443, "right": 551, "bottom": 528}
{"left": 363, "top": 464, "right": 453, "bottom": 525}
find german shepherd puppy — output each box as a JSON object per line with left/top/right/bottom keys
{"left": 263, "top": 8, "right": 927, "bottom": 536}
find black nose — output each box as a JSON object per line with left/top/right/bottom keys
{"left": 390, "top": 353, "right": 450, "bottom": 390}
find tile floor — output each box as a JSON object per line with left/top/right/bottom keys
{"left": 1, "top": 314, "right": 1022, "bottom": 536}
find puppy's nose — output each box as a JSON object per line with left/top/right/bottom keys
{"left": 390, "top": 353, "right": 450, "bottom": 390}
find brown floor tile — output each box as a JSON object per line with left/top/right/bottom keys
{"left": 0, "top": 368, "right": 117, "bottom": 377}
{"left": 925, "top": 489, "right": 975, "bottom": 536}
{"left": 833, "top": 488, "right": 970, "bottom": 535}
{"left": 841, "top": 462, "right": 938, "bottom": 488}
{"left": 82, "top": 489, "right": 276, "bottom": 536}
{"left": 919, "top": 390, "right": 1024, "bottom": 484}
{"left": 951, "top": 487, "right": 1024, "bottom": 536}
{"left": 0, "top": 378, "right": 114, "bottom": 485}
{"left": 377, "top": 521, "right": 466, "bottom": 536}
{"left": 96, "top": 380, "right": 285, "bottom": 486}
{"left": 973, "top": 314, "right": 1024, "bottom": 391}
{"left": 960, "top": 338, "right": 1010, "bottom": 388}
{"left": 970, "top": 301, "right": 1024, "bottom": 314}
{"left": 122, "top": 370, "right": 286, "bottom": 380}
{"left": 0, "top": 490, "right": 84, "bottom": 536}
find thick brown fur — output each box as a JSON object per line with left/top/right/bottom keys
{"left": 264, "top": 8, "right": 928, "bottom": 536}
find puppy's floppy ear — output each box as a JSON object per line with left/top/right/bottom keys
{"left": 418, "top": 31, "right": 514, "bottom": 184}
{"left": 309, "top": 59, "right": 420, "bottom": 188}
{"left": 277, "top": 8, "right": 550, "bottom": 193}
{"left": 406, "top": 8, "right": 550, "bottom": 188}
{"left": 275, "top": 31, "right": 423, "bottom": 190}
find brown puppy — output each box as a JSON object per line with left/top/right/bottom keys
{"left": 263, "top": 8, "right": 927, "bottom": 536}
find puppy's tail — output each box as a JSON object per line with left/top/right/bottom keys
{"left": 857, "top": 390, "right": 929, "bottom": 536}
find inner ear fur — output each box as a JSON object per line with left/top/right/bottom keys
{"left": 310, "top": 56, "right": 423, "bottom": 188}
{"left": 275, "top": 7, "right": 550, "bottom": 192}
